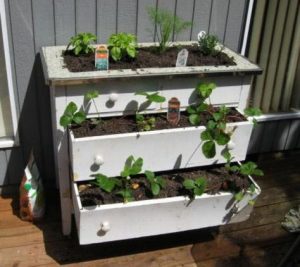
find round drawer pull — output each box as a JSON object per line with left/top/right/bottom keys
{"left": 109, "top": 93, "right": 118, "bottom": 102}
{"left": 94, "top": 155, "right": 104, "bottom": 166}
{"left": 227, "top": 141, "right": 236, "bottom": 150}
{"left": 101, "top": 221, "right": 110, "bottom": 232}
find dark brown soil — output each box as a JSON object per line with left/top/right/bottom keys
{"left": 63, "top": 45, "right": 236, "bottom": 72}
{"left": 79, "top": 165, "right": 252, "bottom": 207}
{"left": 71, "top": 108, "right": 246, "bottom": 138}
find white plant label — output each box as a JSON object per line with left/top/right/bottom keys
{"left": 198, "top": 31, "right": 206, "bottom": 41}
{"left": 176, "top": 49, "right": 189, "bottom": 67}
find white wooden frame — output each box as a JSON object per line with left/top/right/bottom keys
{"left": 0, "top": 0, "right": 19, "bottom": 148}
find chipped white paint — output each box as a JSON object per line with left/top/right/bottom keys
{"left": 72, "top": 173, "right": 261, "bottom": 245}
{"left": 41, "top": 42, "right": 262, "bottom": 86}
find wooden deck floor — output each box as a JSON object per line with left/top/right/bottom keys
{"left": 1, "top": 151, "right": 300, "bottom": 267}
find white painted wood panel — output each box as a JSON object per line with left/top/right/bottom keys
{"left": 72, "top": 174, "right": 260, "bottom": 244}
{"left": 65, "top": 76, "right": 245, "bottom": 118}
{"left": 70, "top": 119, "right": 253, "bottom": 181}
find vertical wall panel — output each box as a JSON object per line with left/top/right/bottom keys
{"left": 117, "top": 0, "right": 138, "bottom": 34}
{"left": 76, "top": 0, "right": 97, "bottom": 35}
{"left": 137, "top": 0, "right": 156, "bottom": 42}
{"left": 260, "top": 121, "right": 277, "bottom": 153}
{"left": 175, "top": 0, "right": 194, "bottom": 41}
{"left": 247, "top": 123, "right": 265, "bottom": 154}
{"left": 224, "top": 0, "right": 247, "bottom": 51}
{"left": 272, "top": 121, "right": 291, "bottom": 151}
{"left": 97, "top": 0, "right": 117, "bottom": 43}
{"left": 285, "top": 120, "right": 300, "bottom": 150}
{"left": 191, "top": 0, "right": 212, "bottom": 41}
{"left": 0, "top": 151, "right": 8, "bottom": 185}
{"left": 54, "top": 0, "right": 76, "bottom": 45}
{"left": 209, "top": 0, "right": 230, "bottom": 42}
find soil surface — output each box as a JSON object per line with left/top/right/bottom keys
{"left": 71, "top": 108, "right": 246, "bottom": 138}
{"left": 78, "top": 165, "right": 252, "bottom": 207}
{"left": 63, "top": 45, "right": 236, "bottom": 72}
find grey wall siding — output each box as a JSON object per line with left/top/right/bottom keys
{"left": 248, "top": 119, "right": 300, "bottom": 154}
{"left": 1, "top": 0, "right": 249, "bottom": 186}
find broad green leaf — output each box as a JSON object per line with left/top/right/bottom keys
{"left": 183, "top": 179, "right": 195, "bottom": 190}
{"left": 200, "top": 129, "right": 213, "bottom": 141}
{"left": 157, "top": 176, "right": 166, "bottom": 188}
{"left": 147, "top": 93, "right": 166, "bottom": 103}
{"left": 117, "top": 189, "right": 134, "bottom": 203}
{"left": 59, "top": 115, "right": 72, "bottom": 128}
{"left": 151, "top": 182, "right": 160, "bottom": 195}
{"left": 197, "top": 82, "right": 216, "bottom": 99}
{"left": 64, "top": 102, "right": 77, "bottom": 116}
{"left": 234, "top": 191, "right": 244, "bottom": 201}
{"left": 240, "top": 162, "right": 257, "bottom": 176}
{"left": 96, "top": 174, "right": 116, "bottom": 193}
{"left": 229, "top": 165, "right": 240, "bottom": 172}
{"left": 221, "top": 149, "right": 232, "bottom": 162}
{"left": 126, "top": 46, "right": 136, "bottom": 58}
{"left": 85, "top": 90, "right": 99, "bottom": 101}
{"left": 145, "top": 170, "right": 155, "bottom": 181}
{"left": 202, "top": 141, "right": 216, "bottom": 158}
{"left": 74, "top": 45, "right": 82, "bottom": 55}
{"left": 187, "top": 106, "right": 196, "bottom": 114}
{"left": 195, "top": 177, "right": 206, "bottom": 188}
{"left": 244, "top": 107, "right": 262, "bottom": 117}
{"left": 194, "top": 187, "right": 205, "bottom": 196}
{"left": 215, "top": 131, "right": 230, "bottom": 145}
{"left": 73, "top": 111, "right": 86, "bottom": 124}
{"left": 253, "top": 169, "right": 264, "bottom": 176}
{"left": 207, "top": 120, "right": 217, "bottom": 130}
{"left": 189, "top": 114, "right": 201, "bottom": 125}
{"left": 111, "top": 46, "right": 121, "bottom": 61}
{"left": 130, "top": 157, "right": 143, "bottom": 175}
{"left": 196, "top": 103, "right": 208, "bottom": 113}
{"left": 212, "top": 112, "right": 222, "bottom": 122}
{"left": 217, "top": 122, "right": 226, "bottom": 130}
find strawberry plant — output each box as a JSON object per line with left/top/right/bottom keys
{"left": 108, "top": 33, "right": 137, "bottom": 62}
{"left": 92, "top": 174, "right": 121, "bottom": 193}
{"left": 244, "top": 107, "right": 262, "bottom": 126}
{"left": 84, "top": 90, "right": 101, "bottom": 125}
{"left": 59, "top": 102, "right": 86, "bottom": 128}
{"left": 183, "top": 177, "right": 207, "bottom": 198}
{"left": 144, "top": 170, "right": 166, "bottom": 196}
{"left": 66, "top": 32, "right": 96, "bottom": 56}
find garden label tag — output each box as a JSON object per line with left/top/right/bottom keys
{"left": 167, "top": 97, "right": 180, "bottom": 125}
{"left": 176, "top": 49, "right": 188, "bottom": 67}
{"left": 95, "top": 45, "right": 109, "bottom": 70}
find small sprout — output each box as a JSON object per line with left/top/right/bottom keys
{"left": 136, "top": 113, "right": 156, "bottom": 131}
{"left": 108, "top": 33, "right": 137, "bottom": 61}
{"left": 244, "top": 107, "right": 262, "bottom": 126}
{"left": 198, "top": 33, "right": 219, "bottom": 56}
{"left": 59, "top": 102, "right": 86, "bottom": 128}
{"left": 92, "top": 174, "right": 121, "bottom": 193}
{"left": 183, "top": 177, "right": 207, "bottom": 198}
{"left": 145, "top": 170, "right": 166, "bottom": 196}
{"left": 66, "top": 32, "right": 96, "bottom": 56}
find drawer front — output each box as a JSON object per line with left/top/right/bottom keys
{"left": 72, "top": 181, "right": 259, "bottom": 245}
{"left": 65, "top": 76, "right": 245, "bottom": 118}
{"left": 70, "top": 121, "right": 253, "bottom": 181}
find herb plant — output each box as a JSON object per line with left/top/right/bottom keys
{"left": 118, "top": 156, "right": 144, "bottom": 202}
{"left": 66, "top": 32, "right": 96, "bottom": 56}
{"left": 147, "top": 6, "right": 192, "bottom": 53}
{"left": 145, "top": 170, "right": 166, "bottom": 196}
{"left": 198, "top": 33, "right": 219, "bottom": 56}
{"left": 59, "top": 102, "right": 86, "bottom": 128}
{"left": 183, "top": 177, "right": 207, "bottom": 198}
{"left": 108, "top": 33, "right": 137, "bottom": 61}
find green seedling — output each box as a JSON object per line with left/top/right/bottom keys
{"left": 144, "top": 170, "right": 166, "bottom": 196}
{"left": 66, "top": 32, "right": 96, "bottom": 56}
{"left": 84, "top": 90, "right": 101, "bottom": 125}
{"left": 92, "top": 174, "right": 121, "bottom": 193}
{"left": 244, "top": 107, "right": 262, "bottom": 126}
{"left": 183, "top": 177, "right": 207, "bottom": 198}
{"left": 118, "top": 156, "right": 144, "bottom": 203}
{"left": 108, "top": 32, "right": 137, "bottom": 61}
{"left": 147, "top": 6, "right": 192, "bottom": 53}
{"left": 135, "top": 91, "right": 166, "bottom": 104}
{"left": 198, "top": 33, "right": 219, "bottom": 56}
{"left": 59, "top": 102, "right": 86, "bottom": 128}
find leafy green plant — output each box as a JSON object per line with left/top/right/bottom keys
{"left": 144, "top": 170, "right": 166, "bottom": 196}
{"left": 227, "top": 161, "right": 264, "bottom": 177}
{"left": 118, "top": 156, "right": 144, "bottom": 202}
{"left": 66, "top": 32, "right": 96, "bottom": 56}
{"left": 84, "top": 90, "right": 100, "bottom": 125}
{"left": 200, "top": 105, "right": 231, "bottom": 158}
{"left": 147, "top": 6, "right": 192, "bottom": 53}
{"left": 92, "top": 174, "right": 121, "bottom": 193}
{"left": 183, "top": 177, "right": 207, "bottom": 198}
{"left": 134, "top": 91, "right": 166, "bottom": 131}
{"left": 234, "top": 183, "right": 257, "bottom": 205}
{"left": 198, "top": 33, "right": 219, "bottom": 56}
{"left": 187, "top": 82, "right": 216, "bottom": 125}
{"left": 108, "top": 33, "right": 137, "bottom": 61}
{"left": 244, "top": 107, "right": 262, "bottom": 126}
{"left": 59, "top": 102, "right": 86, "bottom": 128}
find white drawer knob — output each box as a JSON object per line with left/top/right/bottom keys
{"left": 109, "top": 93, "right": 118, "bottom": 102}
{"left": 94, "top": 155, "right": 104, "bottom": 166}
{"left": 227, "top": 141, "right": 236, "bottom": 150}
{"left": 101, "top": 221, "right": 110, "bottom": 232}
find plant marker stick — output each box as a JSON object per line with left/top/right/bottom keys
{"left": 95, "top": 45, "right": 109, "bottom": 70}
{"left": 167, "top": 97, "right": 180, "bottom": 125}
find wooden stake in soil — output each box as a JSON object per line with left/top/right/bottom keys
{"left": 167, "top": 97, "right": 180, "bottom": 126}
